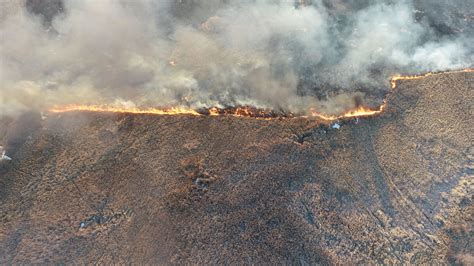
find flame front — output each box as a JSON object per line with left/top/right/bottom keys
{"left": 390, "top": 68, "right": 473, "bottom": 89}
{"left": 309, "top": 103, "right": 386, "bottom": 121}
{"left": 49, "top": 102, "right": 384, "bottom": 121}
{"left": 49, "top": 69, "right": 473, "bottom": 121}
{"left": 49, "top": 105, "right": 202, "bottom": 116}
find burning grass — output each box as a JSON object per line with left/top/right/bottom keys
{"left": 49, "top": 69, "right": 473, "bottom": 121}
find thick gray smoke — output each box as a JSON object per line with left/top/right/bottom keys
{"left": 1, "top": 0, "right": 472, "bottom": 116}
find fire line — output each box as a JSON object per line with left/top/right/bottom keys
{"left": 49, "top": 68, "right": 473, "bottom": 121}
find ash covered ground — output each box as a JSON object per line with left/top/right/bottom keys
{"left": 0, "top": 70, "right": 473, "bottom": 264}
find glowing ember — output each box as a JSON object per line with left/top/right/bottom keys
{"left": 49, "top": 69, "right": 473, "bottom": 121}
{"left": 208, "top": 107, "right": 220, "bottom": 116}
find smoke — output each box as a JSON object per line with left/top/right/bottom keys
{"left": 1, "top": 0, "right": 472, "bottom": 116}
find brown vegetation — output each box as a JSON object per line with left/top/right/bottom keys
{"left": 0, "top": 71, "right": 473, "bottom": 264}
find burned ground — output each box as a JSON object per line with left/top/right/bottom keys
{"left": 0, "top": 71, "right": 473, "bottom": 264}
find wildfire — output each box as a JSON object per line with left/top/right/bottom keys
{"left": 310, "top": 103, "right": 386, "bottom": 121}
{"left": 200, "top": 106, "right": 293, "bottom": 119}
{"left": 49, "top": 105, "right": 201, "bottom": 116}
{"left": 49, "top": 69, "right": 473, "bottom": 121}
{"left": 208, "top": 107, "right": 220, "bottom": 116}
{"left": 390, "top": 68, "right": 473, "bottom": 89}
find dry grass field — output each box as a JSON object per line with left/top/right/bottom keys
{"left": 0, "top": 71, "right": 473, "bottom": 263}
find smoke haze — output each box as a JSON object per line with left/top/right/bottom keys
{"left": 1, "top": 0, "right": 473, "bottom": 116}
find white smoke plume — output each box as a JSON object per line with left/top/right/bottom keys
{"left": 0, "top": 0, "right": 472, "bottom": 116}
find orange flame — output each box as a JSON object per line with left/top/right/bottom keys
{"left": 390, "top": 68, "right": 473, "bottom": 89}
{"left": 208, "top": 107, "right": 220, "bottom": 116}
{"left": 49, "top": 105, "right": 201, "bottom": 116}
{"left": 309, "top": 102, "right": 386, "bottom": 121}
{"left": 49, "top": 69, "right": 473, "bottom": 121}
